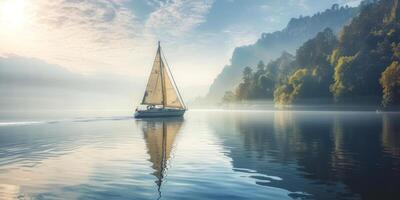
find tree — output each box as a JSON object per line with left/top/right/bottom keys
{"left": 243, "top": 66, "right": 253, "bottom": 83}
{"left": 273, "top": 69, "right": 317, "bottom": 105}
{"left": 329, "top": 0, "right": 400, "bottom": 104}
{"left": 222, "top": 0, "right": 400, "bottom": 108}
{"left": 236, "top": 67, "right": 254, "bottom": 100}
{"left": 256, "top": 61, "right": 266, "bottom": 72}
{"left": 222, "top": 91, "right": 236, "bottom": 103}
{"left": 274, "top": 84, "right": 292, "bottom": 106}
{"left": 380, "top": 61, "right": 400, "bottom": 106}
{"left": 273, "top": 28, "right": 338, "bottom": 105}
{"left": 296, "top": 28, "right": 337, "bottom": 69}
{"left": 288, "top": 69, "right": 315, "bottom": 102}
{"left": 330, "top": 55, "right": 356, "bottom": 101}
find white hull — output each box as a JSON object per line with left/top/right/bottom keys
{"left": 134, "top": 109, "right": 185, "bottom": 118}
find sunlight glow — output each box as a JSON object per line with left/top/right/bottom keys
{"left": 0, "top": 0, "right": 28, "bottom": 30}
{"left": 0, "top": 0, "right": 34, "bottom": 55}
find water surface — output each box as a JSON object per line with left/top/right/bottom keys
{"left": 0, "top": 110, "right": 399, "bottom": 200}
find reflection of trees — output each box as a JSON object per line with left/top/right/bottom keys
{"left": 274, "top": 112, "right": 336, "bottom": 182}
{"left": 138, "top": 118, "right": 183, "bottom": 199}
{"left": 210, "top": 111, "right": 400, "bottom": 200}
{"left": 237, "top": 112, "right": 336, "bottom": 180}
{"left": 329, "top": 113, "right": 400, "bottom": 200}
{"left": 382, "top": 114, "right": 400, "bottom": 158}
{"left": 330, "top": 116, "right": 355, "bottom": 179}
{"left": 272, "top": 111, "right": 300, "bottom": 163}
{"left": 236, "top": 113, "right": 275, "bottom": 160}
{"left": 209, "top": 112, "right": 343, "bottom": 199}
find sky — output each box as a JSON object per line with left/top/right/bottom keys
{"left": 0, "top": 0, "right": 361, "bottom": 100}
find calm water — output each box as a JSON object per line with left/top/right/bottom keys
{"left": 0, "top": 110, "right": 399, "bottom": 200}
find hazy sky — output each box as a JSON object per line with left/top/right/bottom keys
{"left": 0, "top": 0, "right": 361, "bottom": 89}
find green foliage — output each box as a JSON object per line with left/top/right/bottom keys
{"left": 222, "top": 91, "right": 236, "bottom": 103}
{"left": 235, "top": 66, "right": 253, "bottom": 101}
{"left": 258, "top": 73, "right": 275, "bottom": 97}
{"left": 274, "top": 84, "right": 292, "bottom": 106}
{"left": 266, "top": 51, "right": 296, "bottom": 83}
{"left": 229, "top": 28, "right": 338, "bottom": 105}
{"left": 384, "top": 0, "right": 399, "bottom": 23}
{"left": 393, "top": 42, "right": 400, "bottom": 59}
{"left": 330, "top": 0, "right": 400, "bottom": 104}
{"left": 273, "top": 28, "right": 338, "bottom": 105}
{"left": 208, "top": 4, "right": 358, "bottom": 101}
{"left": 287, "top": 69, "right": 311, "bottom": 103}
{"left": 222, "top": 0, "right": 400, "bottom": 109}
{"left": 296, "top": 28, "right": 338, "bottom": 68}
{"left": 234, "top": 60, "right": 286, "bottom": 101}
{"left": 330, "top": 55, "right": 356, "bottom": 101}
{"left": 329, "top": 49, "right": 340, "bottom": 65}
{"left": 380, "top": 61, "right": 400, "bottom": 106}
{"left": 274, "top": 67, "right": 333, "bottom": 105}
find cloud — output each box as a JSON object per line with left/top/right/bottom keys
{"left": 0, "top": 0, "right": 152, "bottom": 76}
{"left": 339, "top": 0, "right": 362, "bottom": 7}
{"left": 34, "top": 0, "right": 141, "bottom": 47}
{"left": 289, "top": 0, "right": 310, "bottom": 10}
{"left": 0, "top": 0, "right": 359, "bottom": 95}
{"left": 222, "top": 26, "right": 259, "bottom": 47}
{"left": 0, "top": 0, "right": 216, "bottom": 77}
{"left": 145, "top": 0, "right": 214, "bottom": 37}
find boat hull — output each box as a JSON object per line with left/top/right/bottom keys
{"left": 134, "top": 109, "right": 185, "bottom": 118}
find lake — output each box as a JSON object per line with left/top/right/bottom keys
{"left": 0, "top": 110, "right": 399, "bottom": 200}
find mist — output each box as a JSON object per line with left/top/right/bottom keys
{"left": 0, "top": 54, "right": 144, "bottom": 111}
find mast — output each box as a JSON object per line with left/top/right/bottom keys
{"left": 158, "top": 41, "right": 167, "bottom": 108}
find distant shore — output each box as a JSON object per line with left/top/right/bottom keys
{"left": 190, "top": 101, "right": 400, "bottom": 112}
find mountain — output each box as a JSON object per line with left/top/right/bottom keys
{"left": 225, "top": 0, "right": 400, "bottom": 108}
{"left": 228, "top": 28, "right": 337, "bottom": 104}
{"left": 206, "top": 4, "right": 359, "bottom": 101}
{"left": 274, "top": 28, "right": 338, "bottom": 105}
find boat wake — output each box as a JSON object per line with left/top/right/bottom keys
{"left": 0, "top": 116, "right": 133, "bottom": 127}
{"left": 0, "top": 121, "right": 45, "bottom": 126}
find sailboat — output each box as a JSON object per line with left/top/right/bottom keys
{"left": 134, "top": 42, "right": 187, "bottom": 118}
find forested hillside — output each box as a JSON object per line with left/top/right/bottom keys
{"left": 225, "top": 0, "right": 400, "bottom": 108}
{"left": 207, "top": 4, "right": 359, "bottom": 101}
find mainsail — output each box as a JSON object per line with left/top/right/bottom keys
{"left": 141, "top": 48, "right": 163, "bottom": 105}
{"left": 141, "top": 43, "right": 185, "bottom": 109}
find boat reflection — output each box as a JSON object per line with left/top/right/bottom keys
{"left": 138, "top": 117, "right": 184, "bottom": 199}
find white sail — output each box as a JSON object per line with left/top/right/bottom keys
{"left": 142, "top": 49, "right": 163, "bottom": 105}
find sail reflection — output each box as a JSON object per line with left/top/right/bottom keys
{"left": 138, "top": 118, "right": 183, "bottom": 199}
